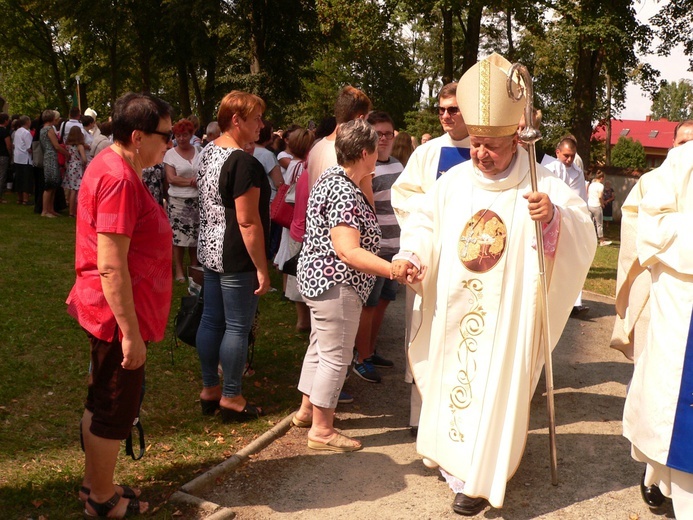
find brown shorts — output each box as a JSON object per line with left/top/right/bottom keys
{"left": 84, "top": 330, "right": 144, "bottom": 440}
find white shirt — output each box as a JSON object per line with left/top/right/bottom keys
{"left": 545, "top": 160, "right": 588, "bottom": 203}
{"left": 253, "top": 146, "right": 280, "bottom": 200}
{"left": 12, "top": 127, "right": 33, "bottom": 165}
{"left": 164, "top": 147, "right": 199, "bottom": 198}
{"left": 587, "top": 181, "right": 604, "bottom": 207}
{"left": 277, "top": 150, "right": 293, "bottom": 177}
{"left": 62, "top": 119, "right": 92, "bottom": 146}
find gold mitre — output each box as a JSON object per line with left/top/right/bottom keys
{"left": 457, "top": 52, "right": 525, "bottom": 137}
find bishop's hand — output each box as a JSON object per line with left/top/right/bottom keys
{"left": 524, "top": 191, "right": 554, "bottom": 224}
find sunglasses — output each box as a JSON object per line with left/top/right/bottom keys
{"left": 151, "top": 129, "right": 174, "bottom": 143}
{"left": 437, "top": 106, "right": 460, "bottom": 116}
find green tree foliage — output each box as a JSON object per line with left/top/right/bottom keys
{"left": 517, "top": 0, "right": 654, "bottom": 168}
{"left": 403, "top": 109, "right": 443, "bottom": 140}
{"left": 652, "top": 0, "right": 693, "bottom": 72}
{"left": 0, "top": 0, "right": 76, "bottom": 115}
{"left": 290, "top": 0, "right": 418, "bottom": 127}
{"left": 610, "top": 136, "right": 647, "bottom": 169}
{"left": 650, "top": 80, "right": 693, "bottom": 121}
{"left": 0, "top": 0, "right": 675, "bottom": 145}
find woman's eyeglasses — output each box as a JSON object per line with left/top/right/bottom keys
{"left": 437, "top": 106, "right": 460, "bottom": 116}
{"left": 151, "top": 130, "right": 174, "bottom": 143}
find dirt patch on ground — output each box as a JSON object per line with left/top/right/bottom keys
{"left": 198, "top": 292, "right": 677, "bottom": 519}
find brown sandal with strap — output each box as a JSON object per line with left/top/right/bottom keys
{"left": 84, "top": 492, "right": 144, "bottom": 518}
{"left": 79, "top": 484, "right": 139, "bottom": 503}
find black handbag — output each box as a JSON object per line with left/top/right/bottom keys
{"left": 282, "top": 247, "right": 301, "bottom": 277}
{"left": 174, "top": 288, "right": 203, "bottom": 347}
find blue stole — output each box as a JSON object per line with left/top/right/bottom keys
{"left": 667, "top": 307, "right": 693, "bottom": 473}
{"left": 437, "top": 147, "right": 471, "bottom": 179}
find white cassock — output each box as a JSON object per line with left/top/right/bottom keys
{"left": 400, "top": 146, "right": 596, "bottom": 507}
{"left": 623, "top": 141, "right": 693, "bottom": 518}
{"left": 392, "top": 133, "right": 471, "bottom": 227}
{"left": 610, "top": 170, "right": 659, "bottom": 361}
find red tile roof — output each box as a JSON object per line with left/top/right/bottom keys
{"left": 593, "top": 118, "right": 678, "bottom": 150}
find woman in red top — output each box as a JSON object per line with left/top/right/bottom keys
{"left": 66, "top": 92, "right": 173, "bottom": 519}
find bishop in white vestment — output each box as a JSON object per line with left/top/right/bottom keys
{"left": 393, "top": 53, "right": 596, "bottom": 514}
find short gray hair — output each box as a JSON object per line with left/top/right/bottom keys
{"left": 206, "top": 121, "right": 220, "bottom": 138}
{"left": 41, "top": 109, "right": 56, "bottom": 123}
{"left": 335, "top": 118, "right": 378, "bottom": 166}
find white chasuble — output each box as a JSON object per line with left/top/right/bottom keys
{"left": 400, "top": 147, "right": 596, "bottom": 507}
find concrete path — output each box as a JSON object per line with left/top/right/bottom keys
{"left": 188, "top": 291, "right": 676, "bottom": 519}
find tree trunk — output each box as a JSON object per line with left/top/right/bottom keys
{"left": 605, "top": 74, "right": 612, "bottom": 166}
{"left": 201, "top": 37, "right": 218, "bottom": 125}
{"left": 139, "top": 50, "right": 151, "bottom": 92}
{"left": 442, "top": 6, "right": 453, "bottom": 84}
{"left": 571, "top": 40, "right": 604, "bottom": 169}
{"left": 109, "top": 33, "right": 119, "bottom": 109}
{"left": 461, "top": 2, "right": 482, "bottom": 74}
{"left": 249, "top": 0, "right": 266, "bottom": 74}
{"left": 177, "top": 60, "right": 192, "bottom": 117}
{"left": 190, "top": 65, "right": 203, "bottom": 118}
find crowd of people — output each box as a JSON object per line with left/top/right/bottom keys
{"left": 2, "top": 50, "right": 692, "bottom": 519}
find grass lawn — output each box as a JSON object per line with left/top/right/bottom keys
{"left": 0, "top": 192, "right": 619, "bottom": 518}
{"left": 583, "top": 221, "right": 620, "bottom": 297}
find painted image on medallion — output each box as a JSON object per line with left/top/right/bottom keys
{"left": 458, "top": 210, "right": 507, "bottom": 272}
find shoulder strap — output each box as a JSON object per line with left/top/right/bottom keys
{"left": 289, "top": 161, "right": 302, "bottom": 184}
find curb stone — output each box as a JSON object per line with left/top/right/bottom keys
{"left": 169, "top": 413, "right": 295, "bottom": 517}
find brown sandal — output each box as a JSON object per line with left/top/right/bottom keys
{"left": 307, "top": 432, "right": 362, "bottom": 452}
{"left": 84, "top": 492, "right": 144, "bottom": 518}
{"left": 79, "top": 484, "right": 139, "bottom": 503}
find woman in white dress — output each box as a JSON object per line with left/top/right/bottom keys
{"left": 165, "top": 119, "right": 200, "bottom": 281}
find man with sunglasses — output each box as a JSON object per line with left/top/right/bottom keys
{"left": 393, "top": 83, "right": 470, "bottom": 221}
{"left": 391, "top": 82, "right": 471, "bottom": 435}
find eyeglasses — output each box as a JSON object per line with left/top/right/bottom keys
{"left": 437, "top": 106, "right": 460, "bottom": 116}
{"left": 150, "top": 129, "right": 173, "bottom": 143}
{"left": 377, "top": 131, "right": 395, "bottom": 140}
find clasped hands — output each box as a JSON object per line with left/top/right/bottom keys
{"left": 391, "top": 259, "right": 426, "bottom": 284}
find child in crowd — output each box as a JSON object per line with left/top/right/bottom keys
{"left": 63, "top": 126, "right": 87, "bottom": 217}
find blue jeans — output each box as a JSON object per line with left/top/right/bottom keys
{"left": 196, "top": 269, "right": 259, "bottom": 398}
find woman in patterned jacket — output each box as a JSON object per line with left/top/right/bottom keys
{"left": 292, "top": 119, "right": 394, "bottom": 452}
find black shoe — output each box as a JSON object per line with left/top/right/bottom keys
{"left": 640, "top": 472, "right": 666, "bottom": 508}
{"left": 452, "top": 493, "right": 489, "bottom": 516}
{"left": 367, "top": 353, "right": 394, "bottom": 368}
{"left": 570, "top": 305, "right": 589, "bottom": 318}
{"left": 220, "top": 403, "right": 264, "bottom": 423}
{"left": 200, "top": 399, "right": 220, "bottom": 416}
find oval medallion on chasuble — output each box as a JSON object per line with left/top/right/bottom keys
{"left": 458, "top": 209, "right": 507, "bottom": 273}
